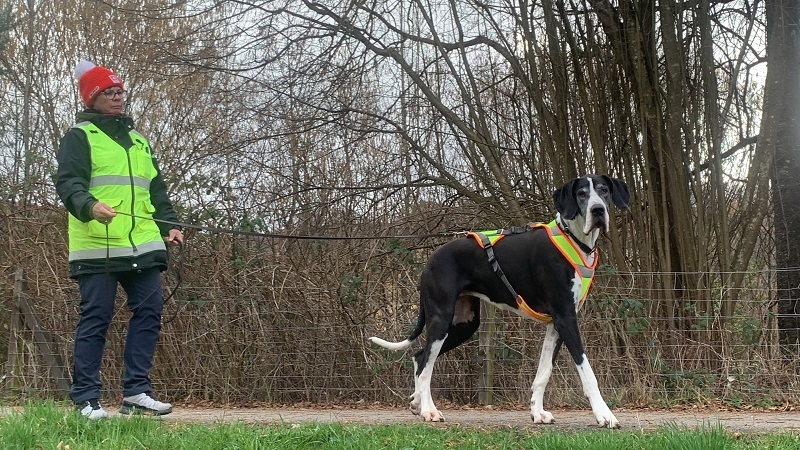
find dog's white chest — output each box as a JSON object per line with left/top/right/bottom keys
{"left": 571, "top": 274, "right": 584, "bottom": 310}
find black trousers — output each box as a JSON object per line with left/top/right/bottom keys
{"left": 69, "top": 267, "right": 164, "bottom": 403}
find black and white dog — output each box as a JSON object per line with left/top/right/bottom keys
{"left": 369, "top": 175, "right": 629, "bottom": 428}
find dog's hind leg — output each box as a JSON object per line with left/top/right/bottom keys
{"left": 410, "top": 295, "right": 480, "bottom": 422}
{"left": 411, "top": 333, "right": 447, "bottom": 421}
{"left": 530, "top": 323, "right": 559, "bottom": 424}
{"left": 440, "top": 295, "right": 481, "bottom": 353}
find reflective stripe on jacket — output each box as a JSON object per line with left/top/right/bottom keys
{"left": 67, "top": 121, "right": 165, "bottom": 262}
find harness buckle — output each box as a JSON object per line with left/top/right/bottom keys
{"left": 501, "top": 226, "right": 527, "bottom": 235}
{"left": 485, "top": 247, "right": 497, "bottom": 266}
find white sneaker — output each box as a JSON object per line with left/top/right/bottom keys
{"left": 119, "top": 393, "right": 173, "bottom": 416}
{"left": 76, "top": 399, "right": 109, "bottom": 420}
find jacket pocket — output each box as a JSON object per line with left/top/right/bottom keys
{"left": 134, "top": 144, "right": 156, "bottom": 180}
{"left": 135, "top": 201, "right": 162, "bottom": 237}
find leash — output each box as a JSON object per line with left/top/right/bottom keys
{"left": 161, "top": 240, "right": 184, "bottom": 324}
{"left": 113, "top": 211, "right": 461, "bottom": 241}
{"left": 109, "top": 211, "right": 463, "bottom": 319}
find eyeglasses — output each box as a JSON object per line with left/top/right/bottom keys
{"left": 101, "top": 89, "right": 126, "bottom": 99}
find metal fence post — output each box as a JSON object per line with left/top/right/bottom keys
{"left": 6, "top": 267, "right": 70, "bottom": 397}
{"left": 5, "top": 268, "right": 26, "bottom": 395}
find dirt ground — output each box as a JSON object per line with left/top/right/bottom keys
{"left": 140, "top": 405, "right": 800, "bottom": 433}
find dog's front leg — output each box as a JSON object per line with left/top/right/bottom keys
{"left": 530, "top": 323, "right": 558, "bottom": 424}
{"left": 576, "top": 356, "right": 619, "bottom": 428}
{"left": 552, "top": 311, "right": 620, "bottom": 429}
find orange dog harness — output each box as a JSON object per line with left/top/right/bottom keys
{"left": 468, "top": 220, "right": 597, "bottom": 323}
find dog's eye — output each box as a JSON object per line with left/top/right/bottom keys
{"left": 577, "top": 189, "right": 588, "bottom": 198}
{"left": 597, "top": 186, "right": 609, "bottom": 195}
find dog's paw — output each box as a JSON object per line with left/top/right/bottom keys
{"left": 595, "top": 411, "right": 620, "bottom": 429}
{"left": 421, "top": 408, "right": 445, "bottom": 422}
{"left": 532, "top": 410, "right": 555, "bottom": 424}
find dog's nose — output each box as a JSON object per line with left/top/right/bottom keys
{"left": 590, "top": 205, "right": 606, "bottom": 217}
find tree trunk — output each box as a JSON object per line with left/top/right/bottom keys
{"left": 765, "top": 0, "right": 800, "bottom": 350}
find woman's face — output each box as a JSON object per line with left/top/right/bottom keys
{"left": 92, "top": 87, "right": 125, "bottom": 114}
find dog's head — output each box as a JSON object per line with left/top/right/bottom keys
{"left": 553, "top": 175, "right": 630, "bottom": 235}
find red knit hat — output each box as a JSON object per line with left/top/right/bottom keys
{"left": 74, "top": 60, "right": 124, "bottom": 107}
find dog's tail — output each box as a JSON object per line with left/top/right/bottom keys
{"left": 368, "top": 307, "right": 426, "bottom": 351}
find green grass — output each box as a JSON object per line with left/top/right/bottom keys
{"left": 1, "top": 401, "right": 799, "bottom": 450}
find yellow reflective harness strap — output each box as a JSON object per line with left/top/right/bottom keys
{"left": 468, "top": 231, "right": 506, "bottom": 247}
{"left": 527, "top": 221, "right": 598, "bottom": 317}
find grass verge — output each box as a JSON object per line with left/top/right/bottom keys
{"left": 1, "top": 401, "right": 799, "bottom": 450}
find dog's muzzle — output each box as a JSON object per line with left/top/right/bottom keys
{"left": 584, "top": 205, "right": 609, "bottom": 233}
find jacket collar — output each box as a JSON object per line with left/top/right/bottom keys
{"left": 77, "top": 110, "right": 135, "bottom": 138}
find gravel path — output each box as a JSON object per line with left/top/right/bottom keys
{"left": 152, "top": 406, "right": 800, "bottom": 433}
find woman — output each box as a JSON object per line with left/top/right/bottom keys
{"left": 55, "top": 60, "right": 183, "bottom": 419}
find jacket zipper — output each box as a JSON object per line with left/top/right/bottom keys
{"left": 125, "top": 146, "right": 137, "bottom": 252}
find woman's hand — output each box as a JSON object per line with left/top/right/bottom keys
{"left": 91, "top": 202, "right": 117, "bottom": 224}
{"left": 165, "top": 229, "right": 184, "bottom": 246}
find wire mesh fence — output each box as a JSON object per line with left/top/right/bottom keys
{"left": 4, "top": 264, "right": 800, "bottom": 409}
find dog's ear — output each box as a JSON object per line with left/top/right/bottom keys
{"left": 602, "top": 176, "right": 630, "bottom": 210}
{"left": 553, "top": 179, "right": 580, "bottom": 219}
